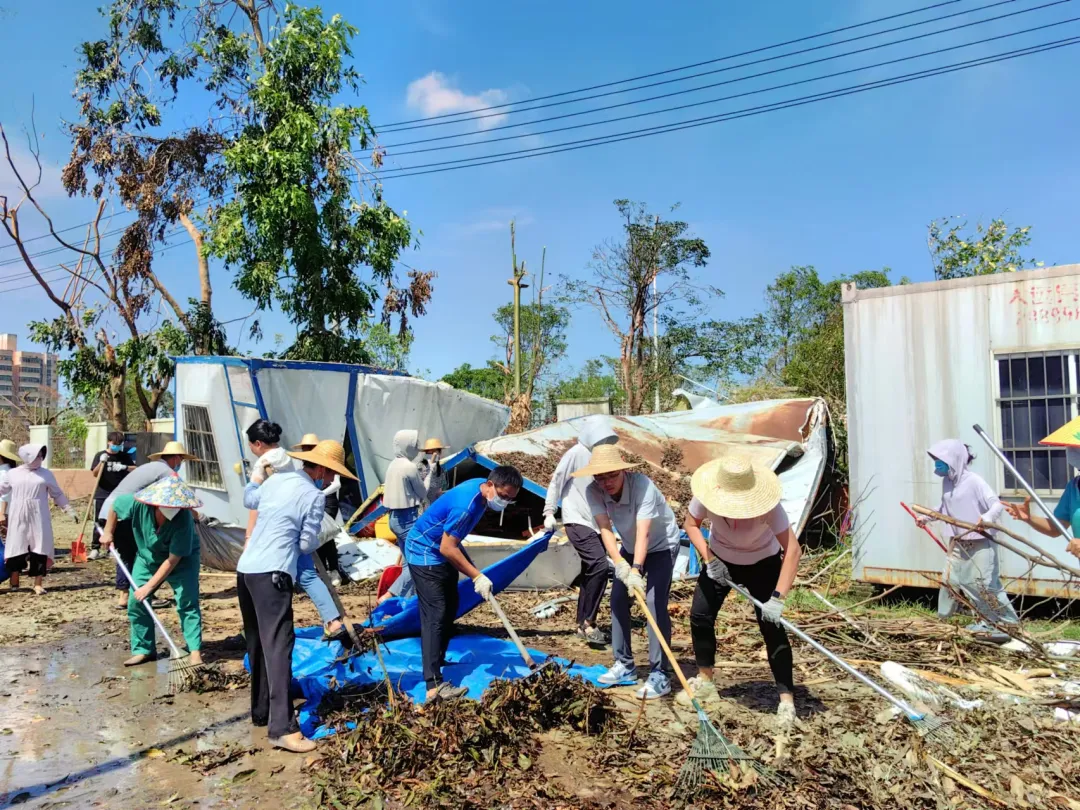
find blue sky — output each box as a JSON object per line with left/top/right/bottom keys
{"left": 1, "top": 0, "right": 1078, "bottom": 384}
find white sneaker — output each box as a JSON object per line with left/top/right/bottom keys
{"left": 777, "top": 700, "right": 796, "bottom": 728}
{"left": 598, "top": 660, "right": 637, "bottom": 685}
{"left": 330, "top": 571, "right": 342, "bottom": 588}
{"left": 676, "top": 675, "right": 718, "bottom": 708}
{"left": 87, "top": 548, "right": 101, "bottom": 561}
{"left": 636, "top": 671, "right": 671, "bottom": 700}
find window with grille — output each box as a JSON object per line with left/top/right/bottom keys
{"left": 996, "top": 351, "right": 1080, "bottom": 494}
{"left": 182, "top": 404, "right": 225, "bottom": 490}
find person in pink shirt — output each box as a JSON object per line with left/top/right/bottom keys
{"left": 682, "top": 453, "right": 802, "bottom": 727}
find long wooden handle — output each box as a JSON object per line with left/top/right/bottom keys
{"left": 78, "top": 464, "right": 106, "bottom": 537}
{"left": 311, "top": 553, "right": 365, "bottom": 652}
{"left": 488, "top": 594, "right": 537, "bottom": 668}
{"left": 630, "top": 587, "right": 695, "bottom": 700}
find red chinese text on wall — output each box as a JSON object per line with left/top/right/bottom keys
{"left": 1009, "top": 282, "right": 1080, "bottom": 326}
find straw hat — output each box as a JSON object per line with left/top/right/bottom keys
{"left": 1040, "top": 414, "right": 1080, "bottom": 447}
{"left": 288, "top": 439, "right": 357, "bottom": 480}
{"left": 0, "top": 439, "right": 19, "bottom": 465}
{"left": 690, "top": 453, "right": 782, "bottom": 519}
{"left": 570, "top": 444, "right": 639, "bottom": 478}
{"left": 291, "top": 433, "right": 320, "bottom": 450}
{"left": 422, "top": 437, "right": 449, "bottom": 452}
{"left": 135, "top": 475, "right": 203, "bottom": 509}
{"left": 148, "top": 440, "right": 198, "bottom": 461}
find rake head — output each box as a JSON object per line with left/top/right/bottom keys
{"left": 908, "top": 712, "right": 956, "bottom": 747}
{"left": 675, "top": 709, "right": 785, "bottom": 797}
{"left": 167, "top": 654, "right": 206, "bottom": 695}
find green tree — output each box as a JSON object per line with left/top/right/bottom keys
{"left": 492, "top": 302, "right": 569, "bottom": 401}
{"left": 441, "top": 362, "right": 506, "bottom": 402}
{"left": 547, "top": 358, "right": 626, "bottom": 414}
{"left": 563, "top": 200, "right": 712, "bottom": 415}
{"left": 208, "top": 5, "right": 414, "bottom": 362}
{"left": 928, "top": 216, "right": 1040, "bottom": 280}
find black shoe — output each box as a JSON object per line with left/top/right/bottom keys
{"left": 252, "top": 715, "right": 269, "bottom": 727}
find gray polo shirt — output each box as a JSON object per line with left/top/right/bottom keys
{"left": 98, "top": 461, "right": 175, "bottom": 521}
{"left": 586, "top": 472, "right": 680, "bottom": 555}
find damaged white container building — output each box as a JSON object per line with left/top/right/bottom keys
{"left": 845, "top": 264, "right": 1080, "bottom": 598}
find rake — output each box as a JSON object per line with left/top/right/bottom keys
{"left": 726, "top": 581, "right": 954, "bottom": 745}
{"left": 110, "top": 546, "right": 204, "bottom": 693}
{"left": 629, "top": 586, "right": 783, "bottom": 794}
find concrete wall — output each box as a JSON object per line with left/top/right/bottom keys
{"left": 555, "top": 399, "right": 612, "bottom": 422}
{"left": 51, "top": 469, "right": 98, "bottom": 500}
{"left": 844, "top": 263, "right": 1080, "bottom": 596}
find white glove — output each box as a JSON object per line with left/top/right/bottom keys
{"left": 473, "top": 574, "right": 493, "bottom": 601}
{"left": 543, "top": 514, "right": 557, "bottom": 531}
{"left": 706, "top": 558, "right": 729, "bottom": 584}
{"left": 761, "top": 595, "right": 786, "bottom": 625}
{"left": 627, "top": 568, "right": 646, "bottom": 594}
{"left": 614, "top": 559, "right": 632, "bottom": 585}
{"left": 64, "top": 506, "right": 78, "bottom": 523}
{"left": 250, "top": 458, "right": 268, "bottom": 485}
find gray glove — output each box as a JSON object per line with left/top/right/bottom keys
{"left": 761, "top": 595, "right": 786, "bottom": 625}
{"left": 626, "top": 569, "right": 646, "bottom": 594}
{"left": 614, "top": 559, "right": 632, "bottom": 585}
{"left": 705, "top": 557, "right": 729, "bottom": 584}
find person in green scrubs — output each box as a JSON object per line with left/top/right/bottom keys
{"left": 101, "top": 475, "right": 203, "bottom": 667}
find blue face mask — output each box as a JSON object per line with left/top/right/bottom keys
{"left": 109, "top": 444, "right": 123, "bottom": 454}
{"left": 934, "top": 459, "right": 950, "bottom": 477}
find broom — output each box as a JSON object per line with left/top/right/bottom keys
{"left": 726, "top": 581, "right": 954, "bottom": 745}
{"left": 110, "top": 546, "right": 203, "bottom": 693}
{"left": 629, "top": 586, "right": 782, "bottom": 794}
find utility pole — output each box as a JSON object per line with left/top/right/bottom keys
{"left": 507, "top": 221, "right": 529, "bottom": 399}
{"left": 653, "top": 214, "right": 661, "bottom": 414}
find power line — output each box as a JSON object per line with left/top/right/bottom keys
{"left": 371, "top": 12, "right": 1079, "bottom": 161}
{"left": 0, "top": 238, "right": 189, "bottom": 294}
{"left": 372, "top": 36, "right": 1080, "bottom": 181}
{"left": 376, "top": 0, "right": 1040, "bottom": 133}
{"left": 374, "top": 0, "right": 966, "bottom": 128}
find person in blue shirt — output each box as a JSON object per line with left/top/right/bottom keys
{"left": 1006, "top": 446, "right": 1080, "bottom": 561}
{"left": 405, "top": 465, "right": 522, "bottom": 702}
{"left": 237, "top": 438, "right": 355, "bottom": 754}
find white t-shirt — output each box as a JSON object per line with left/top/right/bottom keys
{"left": 586, "top": 472, "right": 681, "bottom": 555}
{"left": 688, "top": 496, "right": 789, "bottom": 565}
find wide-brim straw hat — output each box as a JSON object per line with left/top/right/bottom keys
{"left": 691, "top": 453, "right": 782, "bottom": 519}
{"left": 288, "top": 439, "right": 357, "bottom": 480}
{"left": 1040, "top": 414, "right": 1080, "bottom": 447}
{"left": 135, "top": 474, "right": 203, "bottom": 509}
{"left": 422, "top": 437, "right": 449, "bottom": 452}
{"left": 148, "top": 440, "right": 198, "bottom": 462}
{"left": 291, "top": 433, "right": 320, "bottom": 450}
{"left": 0, "top": 439, "right": 19, "bottom": 464}
{"left": 570, "top": 444, "right": 639, "bottom": 478}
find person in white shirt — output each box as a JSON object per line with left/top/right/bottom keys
{"left": 575, "top": 445, "right": 681, "bottom": 700}
{"left": 683, "top": 453, "right": 802, "bottom": 727}
{"left": 542, "top": 416, "right": 618, "bottom": 647}
{"left": 381, "top": 429, "right": 429, "bottom": 601}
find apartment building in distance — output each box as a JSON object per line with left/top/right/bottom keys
{"left": 0, "top": 334, "right": 59, "bottom": 411}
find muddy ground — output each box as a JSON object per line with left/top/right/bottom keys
{"left": 1, "top": 508, "right": 1078, "bottom": 808}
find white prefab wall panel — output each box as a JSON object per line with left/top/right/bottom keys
{"left": 353, "top": 376, "right": 509, "bottom": 486}
{"left": 845, "top": 264, "right": 1080, "bottom": 595}
{"left": 256, "top": 368, "right": 352, "bottom": 451}
{"left": 176, "top": 362, "right": 241, "bottom": 523}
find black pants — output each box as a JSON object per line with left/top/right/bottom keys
{"left": 565, "top": 523, "right": 608, "bottom": 628}
{"left": 412, "top": 562, "right": 459, "bottom": 690}
{"left": 316, "top": 541, "right": 339, "bottom": 574}
{"left": 106, "top": 518, "right": 137, "bottom": 590}
{"left": 237, "top": 572, "right": 298, "bottom": 739}
{"left": 92, "top": 496, "right": 107, "bottom": 548}
{"left": 7, "top": 552, "right": 48, "bottom": 577}
{"left": 689, "top": 552, "right": 794, "bottom": 694}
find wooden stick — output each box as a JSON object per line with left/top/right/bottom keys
{"left": 631, "top": 587, "right": 697, "bottom": 699}
{"left": 926, "top": 755, "right": 1007, "bottom": 806}
{"left": 799, "top": 549, "right": 851, "bottom": 587}
{"left": 810, "top": 590, "right": 881, "bottom": 647}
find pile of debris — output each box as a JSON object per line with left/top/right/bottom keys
{"left": 188, "top": 664, "right": 251, "bottom": 694}
{"left": 311, "top": 666, "right": 633, "bottom": 808}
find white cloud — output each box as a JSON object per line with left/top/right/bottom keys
{"left": 452, "top": 208, "right": 535, "bottom": 237}
{"left": 405, "top": 72, "right": 511, "bottom": 130}
{"left": 0, "top": 139, "right": 66, "bottom": 203}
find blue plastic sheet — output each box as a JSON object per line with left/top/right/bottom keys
{"left": 282, "top": 627, "right": 611, "bottom": 739}
{"left": 365, "top": 532, "right": 552, "bottom": 638}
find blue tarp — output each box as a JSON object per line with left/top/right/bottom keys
{"left": 364, "top": 531, "right": 553, "bottom": 638}
{"left": 284, "top": 627, "right": 611, "bottom": 739}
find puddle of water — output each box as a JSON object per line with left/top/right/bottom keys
{"left": 0, "top": 636, "right": 252, "bottom": 809}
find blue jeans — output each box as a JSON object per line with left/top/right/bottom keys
{"left": 388, "top": 507, "right": 419, "bottom": 599}
{"left": 296, "top": 553, "right": 339, "bottom": 624}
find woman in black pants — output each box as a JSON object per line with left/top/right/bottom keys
{"left": 682, "top": 453, "right": 802, "bottom": 728}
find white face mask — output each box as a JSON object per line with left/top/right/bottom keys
{"left": 159, "top": 507, "right": 181, "bottom": 521}
{"left": 487, "top": 494, "right": 511, "bottom": 512}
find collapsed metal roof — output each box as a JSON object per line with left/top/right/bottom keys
{"left": 474, "top": 398, "right": 831, "bottom": 537}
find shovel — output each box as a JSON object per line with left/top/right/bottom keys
{"left": 72, "top": 465, "right": 105, "bottom": 563}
